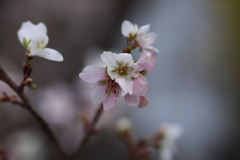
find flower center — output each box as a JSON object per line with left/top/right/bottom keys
{"left": 112, "top": 62, "right": 132, "bottom": 76}
{"left": 35, "top": 40, "right": 47, "bottom": 49}
{"left": 105, "top": 79, "right": 119, "bottom": 96}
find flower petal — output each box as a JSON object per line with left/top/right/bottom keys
{"left": 79, "top": 65, "right": 107, "bottom": 83}
{"left": 116, "top": 77, "right": 133, "bottom": 95}
{"left": 138, "top": 24, "right": 150, "bottom": 35}
{"left": 101, "top": 51, "right": 118, "bottom": 66}
{"left": 121, "top": 20, "right": 137, "bottom": 37}
{"left": 144, "top": 32, "right": 157, "bottom": 46}
{"left": 137, "top": 47, "right": 158, "bottom": 74}
{"left": 145, "top": 46, "right": 159, "bottom": 53}
{"left": 91, "top": 84, "right": 108, "bottom": 104}
{"left": 103, "top": 90, "right": 117, "bottom": 111}
{"left": 124, "top": 94, "right": 140, "bottom": 107}
{"left": 28, "top": 31, "right": 49, "bottom": 56}
{"left": 130, "top": 63, "right": 143, "bottom": 78}
{"left": 37, "top": 48, "right": 63, "bottom": 61}
{"left": 107, "top": 66, "right": 119, "bottom": 80}
{"left": 117, "top": 53, "right": 134, "bottom": 65}
{"left": 138, "top": 96, "right": 149, "bottom": 108}
{"left": 133, "top": 75, "right": 148, "bottom": 96}
{"left": 17, "top": 21, "right": 47, "bottom": 45}
{"left": 136, "top": 32, "right": 157, "bottom": 48}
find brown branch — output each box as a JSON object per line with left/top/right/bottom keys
{"left": 0, "top": 92, "right": 23, "bottom": 107}
{"left": 0, "top": 64, "right": 68, "bottom": 159}
{"left": 70, "top": 104, "right": 103, "bottom": 159}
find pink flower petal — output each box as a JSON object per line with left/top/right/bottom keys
{"left": 91, "top": 84, "right": 108, "bottom": 104}
{"left": 103, "top": 90, "right": 117, "bottom": 111}
{"left": 124, "top": 94, "right": 140, "bottom": 107}
{"left": 138, "top": 96, "right": 149, "bottom": 108}
{"left": 137, "top": 48, "right": 157, "bottom": 74}
{"left": 79, "top": 65, "right": 107, "bottom": 84}
{"left": 133, "top": 75, "right": 148, "bottom": 96}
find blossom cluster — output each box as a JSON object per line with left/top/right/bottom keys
{"left": 79, "top": 20, "right": 158, "bottom": 111}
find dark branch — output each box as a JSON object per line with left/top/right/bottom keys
{"left": 70, "top": 104, "right": 103, "bottom": 159}
{"left": 0, "top": 64, "right": 68, "bottom": 159}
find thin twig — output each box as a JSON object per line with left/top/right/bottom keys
{"left": 70, "top": 104, "right": 103, "bottom": 159}
{"left": 0, "top": 64, "right": 68, "bottom": 159}
{"left": 0, "top": 93, "right": 23, "bottom": 107}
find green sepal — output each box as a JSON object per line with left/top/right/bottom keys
{"left": 23, "top": 38, "right": 30, "bottom": 48}
{"left": 98, "top": 79, "right": 107, "bottom": 85}
{"left": 27, "top": 83, "right": 37, "bottom": 90}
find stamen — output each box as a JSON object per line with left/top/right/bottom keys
{"left": 35, "top": 40, "right": 47, "bottom": 49}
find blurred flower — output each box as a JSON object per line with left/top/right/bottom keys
{"left": 101, "top": 51, "right": 143, "bottom": 96}
{"left": 121, "top": 20, "right": 157, "bottom": 48}
{"left": 37, "top": 82, "right": 82, "bottom": 152}
{"left": 28, "top": 31, "right": 63, "bottom": 61}
{"left": 115, "top": 117, "right": 132, "bottom": 133}
{"left": 136, "top": 24, "right": 156, "bottom": 49}
{"left": 137, "top": 46, "right": 158, "bottom": 75}
{"left": 158, "top": 123, "right": 183, "bottom": 160}
{"left": 7, "top": 130, "right": 47, "bottom": 160}
{"left": 37, "top": 82, "right": 76, "bottom": 126}
{"left": 17, "top": 21, "right": 47, "bottom": 47}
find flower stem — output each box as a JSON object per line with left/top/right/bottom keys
{"left": 0, "top": 64, "right": 68, "bottom": 159}
{"left": 70, "top": 104, "right": 103, "bottom": 159}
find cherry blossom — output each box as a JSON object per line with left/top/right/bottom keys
{"left": 158, "top": 123, "right": 183, "bottom": 160}
{"left": 121, "top": 20, "right": 157, "bottom": 49}
{"left": 136, "top": 24, "right": 157, "bottom": 48}
{"left": 137, "top": 46, "right": 159, "bottom": 75}
{"left": 17, "top": 21, "right": 47, "bottom": 47}
{"left": 79, "top": 65, "right": 122, "bottom": 111}
{"left": 101, "top": 51, "right": 143, "bottom": 96}
{"left": 28, "top": 31, "right": 63, "bottom": 61}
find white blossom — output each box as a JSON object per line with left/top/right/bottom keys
{"left": 17, "top": 21, "right": 47, "bottom": 46}
{"left": 136, "top": 24, "right": 157, "bottom": 48}
{"left": 115, "top": 117, "right": 132, "bottom": 133}
{"left": 28, "top": 31, "right": 63, "bottom": 61}
{"left": 158, "top": 123, "right": 183, "bottom": 160}
{"left": 101, "top": 51, "right": 143, "bottom": 96}
{"left": 121, "top": 20, "right": 157, "bottom": 48}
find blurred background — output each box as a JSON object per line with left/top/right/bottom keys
{"left": 0, "top": 0, "right": 240, "bottom": 160}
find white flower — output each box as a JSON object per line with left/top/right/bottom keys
{"left": 17, "top": 21, "right": 47, "bottom": 46}
{"left": 115, "top": 117, "right": 132, "bottom": 133}
{"left": 28, "top": 31, "right": 63, "bottom": 61}
{"left": 121, "top": 20, "right": 139, "bottom": 37}
{"left": 121, "top": 20, "right": 157, "bottom": 48}
{"left": 136, "top": 24, "right": 157, "bottom": 48}
{"left": 101, "top": 51, "right": 142, "bottom": 96}
{"left": 158, "top": 123, "right": 183, "bottom": 160}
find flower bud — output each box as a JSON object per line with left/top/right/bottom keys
{"left": 115, "top": 117, "right": 132, "bottom": 133}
